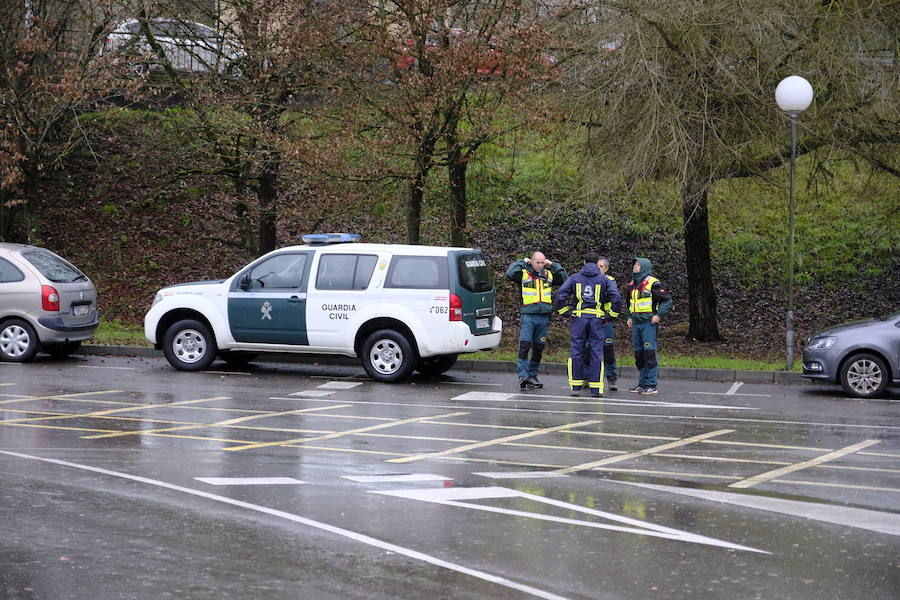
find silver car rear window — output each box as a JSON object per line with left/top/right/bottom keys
{"left": 0, "top": 257, "right": 24, "bottom": 283}
{"left": 22, "top": 250, "right": 86, "bottom": 283}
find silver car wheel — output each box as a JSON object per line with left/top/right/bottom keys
{"left": 0, "top": 324, "right": 31, "bottom": 358}
{"left": 369, "top": 338, "right": 403, "bottom": 375}
{"left": 172, "top": 328, "right": 207, "bottom": 364}
{"left": 845, "top": 359, "right": 883, "bottom": 395}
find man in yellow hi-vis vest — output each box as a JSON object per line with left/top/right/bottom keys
{"left": 506, "top": 252, "right": 568, "bottom": 389}
{"left": 624, "top": 257, "right": 673, "bottom": 395}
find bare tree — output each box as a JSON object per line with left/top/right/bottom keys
{"left": 558, "top": 0, "right": 898, "bottom": 341}
{"left": 0, "top": 0, "right": 125, "bottom": 241}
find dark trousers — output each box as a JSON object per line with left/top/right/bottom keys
{"left": 568, "top": 316, "right": 605, "bottom": 392}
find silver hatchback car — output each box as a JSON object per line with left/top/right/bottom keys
{"left": 0, "top": 243, "right": 99, "bottom": 361}
{"left": 802, "top": 310, "right": 900, "bottom": 398}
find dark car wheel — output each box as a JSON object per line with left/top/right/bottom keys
{"left": 416, "top": 354, "right": 458, "bottom": 377}
{"left": 43, "top": 340, "right": 82, "bottom": 359}
{"left": 0, "top": 319, "right": 39, "bottom": 362}
{"left": 840, "top": 352, "right": 890, "bottom": 398}
{"left": 361, "top": 329, "right": 417, "bottom": 383}
{"left": 162, "top": 319, "right": 216, "bottom": 371}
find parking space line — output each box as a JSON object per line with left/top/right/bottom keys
{"left": 728, "top": 439, "right": 881, "bottom": 489}
{"left": 81, "top": 404, "right": 353, "bottom": 439}
{"left": 0, "top": 390, "right": 124, "bottom": 405}
{"left": 0, "top": 396, "right": 232, "bottom": 424}
{"left": 553, "top": 429, "right": 735, "bottom": 475}
{"left": 772, "top": 479, "right": 900, "bottom": 494}
{"left": 387, "top": 420, "right": 602, "bottom": 464}
{"left": 225, "top": 411, "right": 469, "bottom": 452}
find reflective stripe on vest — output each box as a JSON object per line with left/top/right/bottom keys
{"left": 630, "top": 276, "right": 659, "bottom": 314}
{"left": 521, "top": 269, "right": 552, "bottom": 306}
{"left": 603, "top": 274, "right": 619, "bottom": 317}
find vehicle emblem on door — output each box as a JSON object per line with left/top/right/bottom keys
{"left": 261, "top": 301, "right": 273, "bottom": 320}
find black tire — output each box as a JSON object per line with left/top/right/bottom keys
{"left": 219, "top": 350, "right": 257, "bottom": 367}
{"left": 43, "top": 340, "right": 82, "bottom": 359}
{"left": 416, "top": 354, "right": 458, "bottom": 377}
{"left": 361, "top": 329, "right": 417, "bottom": 383}
{"left": 0, "top": 319, "right": 39, "bottom": 362}
{"left": 162, "top": 319, "right": 216, "bottom": 371}
{"left": 840, "top": 352, "right": 890, "bottom": 398}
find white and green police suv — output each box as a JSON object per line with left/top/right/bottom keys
{"left": 144, "top": 234, "right": 502, "bottom": 382}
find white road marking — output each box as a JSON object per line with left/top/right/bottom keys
{"left": 201, "top": 370, "right": 252, "bottom": 376}
{"left": 195, "top": 477, "right": 306, "bottom": 486}
{"left": 373, "top": 486, "right": 767, "bottom": 553}
{"left": 318, "top": 381, "right": 363, "bottom": 390}
{"left": 290, "top": 390, "right": 335, "bottom": 398}
{"left": 618, "top": 481, "right": 900, "bottom": 537}
{"left": 443, "top": 381, "right": 504, "bottom": 386}
{"left": 452, "top": 392, "right": 517, "bottom": 401}
{"left": 342, "top": 474, "right": 452, "bottom": 483}
{"left": 0, "top": 450, "right": 570, "bottom": 600}
{"left": 452, "top": 391, "right": 755, "bottom": 410}
{"left": 691, "top": 381, "right": 770, "bottom": 397}
{"left": 474, "top": 471, "right": 569, "bottom": 480}
{"left": 76, "top": 365, "right": 136, "bottom": 370}
{"left": 270, "top": 397, "right": 900, "bottom": 430}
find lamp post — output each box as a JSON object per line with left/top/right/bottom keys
{"left": 775, "top": 76, "right": 814, "bottom": 371}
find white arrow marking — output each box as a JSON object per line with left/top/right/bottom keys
{"left": 372, "top": 486, "right": 767, "bottom": 553}
{"left": 195, "top": 477, "right": 306, "bottom": 486}
{"left": 616, "top": 481, "right": 900, "bottom": 537}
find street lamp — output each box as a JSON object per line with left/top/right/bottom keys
{"left": 775, "top": 75, "right": 814, "bottom": 371}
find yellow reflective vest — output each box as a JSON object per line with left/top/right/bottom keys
{"left": 603, "top": 275, "right": 619, "bottom": 318}
{"left": 629, "top": 276, "right": 660, "bottom": 314}
{"left": 521, "top": 269, "right": 553, "bottom": 306}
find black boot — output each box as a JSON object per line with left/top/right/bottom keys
{"left": 519, "top": 377, "right": 528, "bottom": 389}
{"left": 525, "top": 376, "right": 543, "bottom": 388}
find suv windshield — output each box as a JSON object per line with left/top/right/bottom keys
{"left": 456, "top": 252, "right": 493, "bottom": 293}
{"left": 23, "top": 250, "right": 86, "bottom": 283}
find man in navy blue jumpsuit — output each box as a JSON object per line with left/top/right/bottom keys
{"left": 556, "top": 252, "right": 622, "bottom": 397}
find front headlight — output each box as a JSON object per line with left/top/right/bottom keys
{"left": 151, "top": 293, "right": 163, "bottom": 307}
{"left": 806, "top": 336, "right": 836, "bottom": 349}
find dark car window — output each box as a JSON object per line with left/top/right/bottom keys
{"left": 386, "top": 256, "right": 449, "bottom": 289}
{"left": 456, "top": 252, "right": 493, "bottom": 293}
{"left": 316, "top": 254, "right": 377, "bottom": 291}
{"left": 22, "top": 250, "right": 86, "bottom": 283}
{"left": 247, "top": 253, "right": 307, "bottom": 290}
{"left": 0, "top": 257, "right": 24, "bottom": 283}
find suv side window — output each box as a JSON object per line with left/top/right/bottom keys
{"left": 248, "top": 253, "right": 307, "bottom": 290}
{"left": 0, "top": 258, "right": 24, "bottom": 283}
{"left": 386, "top": 256, "right": 449, "bottom": 289}
{"left": 316, "top": 254, "right": 378, "bottom": 290}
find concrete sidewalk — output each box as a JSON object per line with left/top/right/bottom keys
{"left": 79, "top": 344, "right": 810, "bottom": 385}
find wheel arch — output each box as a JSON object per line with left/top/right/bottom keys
{"left": 354, "top": 317, "right": 419, "bottom": 357}
{"left": 837, "top": 348, "right": 894, "bottom": 383}
{"left": 155, "top": 309, "right": 216, "bottom": 350}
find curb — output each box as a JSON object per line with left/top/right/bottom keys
{"left": 79, "top": 345, "right": 811, "bottom": 385}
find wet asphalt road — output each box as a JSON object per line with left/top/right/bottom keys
{"left": 1, "top": 353, "right": 898, "bottom": 600}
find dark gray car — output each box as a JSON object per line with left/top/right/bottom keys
{"left": 802, "top": 310, "right": 900, "bottom": 398}
{"left": 0, "top": 243, "right": 99, "bottom": 361}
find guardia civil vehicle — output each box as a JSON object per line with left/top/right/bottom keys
{"left": 144, "top": 234, "right": 502, "bottom": 382}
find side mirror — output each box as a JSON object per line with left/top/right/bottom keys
{"left": 238, "top": 272, "right": 251, "bottom": 291}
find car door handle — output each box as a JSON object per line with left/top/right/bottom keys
{"left": 288, "top": 295, "right": 304, "bottom": 303}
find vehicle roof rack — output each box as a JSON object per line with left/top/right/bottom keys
{"left": 302, "top": 233, "right": 361, "bottom": 245}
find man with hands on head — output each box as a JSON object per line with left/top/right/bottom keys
{"left": 505, "top": 251, "right": 568, "bottom": 389}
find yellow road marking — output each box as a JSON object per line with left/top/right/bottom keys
{"left": 773, "top": 478, "right": 900, "bottom": 493}
{"left": 0, "top": 396, "right": 231, "bottom": 424}
{"left": 1, "top": 422, "right": 117, "bottom": 433}
{"left": 387, "top": 420, "right": 602, "bottom": 464}
{"left": 225, "top": 411, "right": 469, "bottom": 452}
{"left": 0, "top": 390, "right": 124, "bottom": 405}
{"left": 729, "top": 439, "right": 881, "bottom": 488}
{"left": 553, "top": 429, "right": 735, "bottom": 475}
{"left": 81, "top": 404, "right": 352, "bottom": 439}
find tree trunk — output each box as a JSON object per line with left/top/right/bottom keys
{"left": 448, "top": 155, "right": 467, "bottom": 247}
{"left": 407, "top": 175, "right": 424, "bottom": 245}
{"left": 257, "top": 162, "right": 278, "bottom": 255}
{"left": 681, "top": 179, "right": 722, "bottom": 341}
